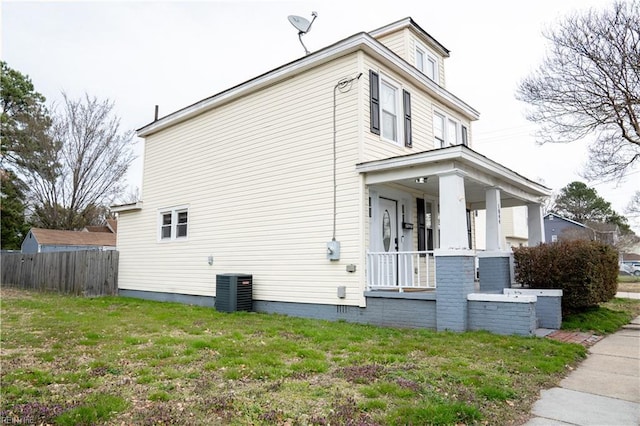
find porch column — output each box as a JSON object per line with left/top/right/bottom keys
{"left": 438, "top": 171, "right": 468, "bottom": 249}
{"left": 527, "top": 203, "right": 545, "bottom": 245}
{"left": 485, "top": 187, "right": 502, "bottom": 251}
{"left": 478, "top": 187, "right": 512, "bottom": 292}
{"left": 436, "top": 171, "right": 474, "bottom": 332}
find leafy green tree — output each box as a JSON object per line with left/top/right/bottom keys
{"left": 0, "top": 170, "right": 30, "bottom": 249}
{"left": 1, "top": 61, "right": 54, "bottom": 171}
{"left": 517, "top": 1, "right": 640, "bottom": 181}
{"left": 554, "top": 181, "right": 615, "bottom": 223}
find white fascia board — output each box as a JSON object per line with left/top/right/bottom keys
{"left": 138, "top": 33, "right": 478, "bottom": 138}
{"left": 111, "top": 201, "right": 143, "bottom": 213}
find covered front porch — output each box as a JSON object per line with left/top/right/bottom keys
{"left": 357, "top": 145, "right": 550, "bottom": 294}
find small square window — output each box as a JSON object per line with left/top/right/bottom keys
{"left": 158, "top": 207, "right": 189, "bottom": 241}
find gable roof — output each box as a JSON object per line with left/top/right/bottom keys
{"left": 368, "top": 17, "right": 450, "bottom": 57}
{"left": 138, "top": 18, "right": 479, "bottom": 138}
{"left": 544, "top": 213, "right": 587, "bottom": 228}
{"left": 83, "top": 219, "right": 118, "bottom": 234}
{"left": 30, "top": 228, "right": 116, "bottom": 247}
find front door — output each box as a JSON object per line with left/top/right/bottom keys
{"left": 378, "top": 197, "right": 398, "bottom": 285}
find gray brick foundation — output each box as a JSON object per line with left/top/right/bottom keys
{"left": 435, "top": 254, "right": 476, "bottom": 332}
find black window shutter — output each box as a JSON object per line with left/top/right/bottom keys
{"left": 369, "top": 70, "right": 380, "bottom": 135}
{"left": 403, "top": 90, "right": 412, "bottom": 147}
{"left": 417, "top": 198, "right": 426, "bottom": 254}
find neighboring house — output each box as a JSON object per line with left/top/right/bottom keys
{"left": 114, "top": 17, "right": 553, "bottom": 335}
{"left": 475, "top": 206, "right": 530, "bottom": 250}
{"left": 84, "top": 218, "right": 118, "bottom": 234}
{"left": 544, "top": 213, "right": 622, "bottom": 246}
{"left": 21, "top": 227, "right": 117, "bottom": 254}
{"left": 543, "top": 213, "right": 590, "bottom": 243}
{"left": 585, "top": 221, "right": 619, "bottom": 246}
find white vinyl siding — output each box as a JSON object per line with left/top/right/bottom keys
{"left": 117, "top": 55, "right": 364, "bottom": 305}
{"left": 374, "top": 31, "right": 406, "bottom": 59}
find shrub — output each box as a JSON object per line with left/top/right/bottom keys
{"left": 513, "top": 240, "right": 618, "bottom": 313}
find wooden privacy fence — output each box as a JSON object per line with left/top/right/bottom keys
{"left": 1, "top": 251, "right": 119, "bottom": 296}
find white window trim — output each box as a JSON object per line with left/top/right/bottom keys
{"left": 379, "top": 73, "right": 403, "bottom": 146}
{"left": 415, "top": 42, "right": 439, "bottom": 84}
{"left": 157, "top": 205, "right": 190, "bottom": 242}
{"left": 433, "top": 110, "right": 468, "bottom": 148}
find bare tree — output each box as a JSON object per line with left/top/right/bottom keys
{"left": 22, "top": 93, "right": 135, "bottom": 229}
{"left": 517, "top": 0, "right": 640, "bottom": 181}
{"left": 627, "top": 191, "right": 640, "bottom": 217}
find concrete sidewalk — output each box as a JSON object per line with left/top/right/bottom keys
{"left": 524, "top": 316, "right": 640, "bottom": 425}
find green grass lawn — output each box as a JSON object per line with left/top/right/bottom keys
{"left": 561, "top": 297, "right": 640, "bottom": 334}
{"left": 0, "top": 288, "right": 594, "bottom": 425}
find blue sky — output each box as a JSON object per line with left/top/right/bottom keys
{"left": 2, "top": 0, "right": 636, "bottom": 231}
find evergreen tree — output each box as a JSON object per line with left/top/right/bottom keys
{"left": 1, "top": 170, "right": 30, "bottom": 249}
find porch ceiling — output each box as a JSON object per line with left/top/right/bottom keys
{"left": 356, "top": 145, "right": 551, "bottom": 209}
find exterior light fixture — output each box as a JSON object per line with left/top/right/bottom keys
{"left": 415, "top": 177, "right": 427, "bottom": 184}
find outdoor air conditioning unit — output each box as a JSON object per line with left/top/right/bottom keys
{"left": 215, "top": 274, "right": 253, "bottom": 313}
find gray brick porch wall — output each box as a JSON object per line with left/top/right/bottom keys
{"left": 478, "top": 255, "right": 512, "bottom": 293}
{"left": 504, "top": 289, "right": 563, "bottom": 329}
{"left": 435, "top": 254, "right": 476, "bottom": 332}
{"left": 467, "top": 294, "right": 537, "bottom": 336}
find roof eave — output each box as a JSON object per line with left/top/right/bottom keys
{"left": 111, "top": 201, "right": 143, "bottom": 213}
{"left": 137, "top": 32, "right": 478, "bottom": 138}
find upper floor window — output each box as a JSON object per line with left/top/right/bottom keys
{"left": 380, "top": 78, "right": 400, "bottom": 143}
{"left": 415, "top": 43, "right": 439, "bottom": 83}
{"left": 369, "top": 70, "right": 412, "bottom": 148}
{"left": 159, "top": 206, "right": 189, "bottom": 241}
{"left": 433, "top": 111, "right": 468, "bottom": 148}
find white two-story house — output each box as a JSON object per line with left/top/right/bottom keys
{"left": 114, "top": 17, "right": 551, "bottom": 335}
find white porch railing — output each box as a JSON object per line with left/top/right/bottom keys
{"left": 366, "top": 251, "right": 435, "bottom": 291}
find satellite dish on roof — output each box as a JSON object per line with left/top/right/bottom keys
{"left": 287, "top": 12, "right": 318, "bottom": 55}
{"left": 288, "top": 15, "right": 311, "bottom": 33}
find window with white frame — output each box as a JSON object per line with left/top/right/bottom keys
{"left": 415, "top": 43, "right": 439, "bottom": 83}
{"left": 433, "top": 113, "right": 445, "bottom": 148}
{"left": 433, "top": 111, "right": 468, "bottom": 147}
{"left": 415, "top": 48, "right": 425, "bottom": 73}
{"left": 158, "top": 207, "right": 189, "bottom": 241}
{"left": 380, "top": 76, "right": 402, "bottom": 144}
